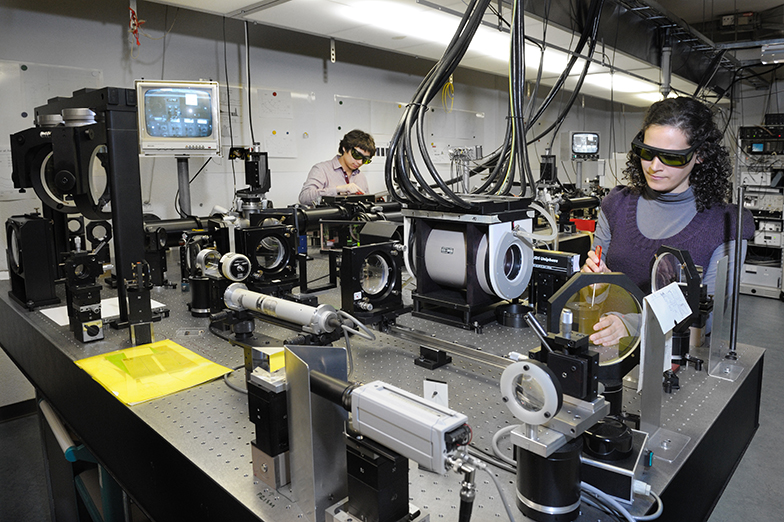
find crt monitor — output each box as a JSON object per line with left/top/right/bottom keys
{"left": 571, "top": 132, "right": 600, "bottom": 158}
{"left": 135, "top": 80, "right": 221, "bottom": 156}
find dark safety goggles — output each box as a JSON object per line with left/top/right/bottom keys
{"left": 350, "top": 148, "right": 373, "bottom": 165}
{"left": 631, "top": 132, "right": 702, "bottom": 167}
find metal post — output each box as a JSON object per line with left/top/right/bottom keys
{"left": 177, "top": 157, "right": 192, "bottom": 217}
{"left": 727, "top": 185, "right": 744, "bottom": 359}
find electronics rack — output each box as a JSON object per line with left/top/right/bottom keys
{"left": 737, "top": 124, "right": 784, "bottom": 299}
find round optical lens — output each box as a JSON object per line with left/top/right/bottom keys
{"left": 513, "top": 373, "right": 547, "bottom": 414}
{"left": 256, "top": 236, "right": 285, "bottom": 270}
{"left": 563, "top": 283, "right": 642, "bottom": 366}
{"left": 503, "top": 245, "right": 522, "bottom": 280}
{"left": 360, "top": 254, "right": 390, "bottom": 296}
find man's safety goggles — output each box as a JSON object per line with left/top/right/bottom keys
{"left": 350, "top": 148, "right": 373, "bottom": 165}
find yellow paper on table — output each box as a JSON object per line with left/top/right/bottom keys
{"left": 74, "top": 340, "right": 232, "bottom": 405}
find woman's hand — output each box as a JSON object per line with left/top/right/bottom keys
{"left": 581, "top": 249, "right": 609, "bottom": 273}
{"left": 590, "top": 314, "right": 628, "bottom": 346}
{"left": 580, "top": 249, "right": 611, "bottom": 302}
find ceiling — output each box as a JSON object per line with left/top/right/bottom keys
{"left": 143, "top": 0, "right": 784, "bottom": 107}
{"left": 658, "top": 0, "right": 780, "bottom": 24}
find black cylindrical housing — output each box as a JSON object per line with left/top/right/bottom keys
{"left": 310, "top": 370, "right": 356, "bottom": 411}
{"left": 583, "top": 417, "right": 633, "bottom": 461}
{"left": 299, "top": 207, "right": 349, "bottom": 231}
{"left": 370, "top": 201, "right": 403, "bottom": 214}
{"left": 189, "top": 276, "right": 212, "bottom": 317}
{"left": 559, "top": 196, "right": 600, "bottom": 213}
{"left": 143, "top": 217, "right": 205, "bottom": 247}
{"left": 515, "top": 437, "right": 583, "bottom": 522}
{"left": 602, "top": 380, "right": 624, "bottom": 416}
{"left": 458, "top": 496, "right": 474, "bottom": 522}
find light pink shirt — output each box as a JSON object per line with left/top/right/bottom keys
{"left": 298, "top": 155, "right": 369, "bottom": 206}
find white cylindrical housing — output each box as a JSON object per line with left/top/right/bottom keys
{"left": 223, "top": 283, "right": 339, "bottom": 334}
{"left": 423, "top": 228, "right": 468, "bottom": 288}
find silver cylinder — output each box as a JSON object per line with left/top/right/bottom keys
{"left": 424, "top": 229, "right": 468, "bottom": 288}
{"left": 223, "top": 283, "right": 339, "bottom": 335}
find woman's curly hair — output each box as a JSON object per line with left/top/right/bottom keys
{"left": 623, "top": 97, "right": 731, "bottom": 211}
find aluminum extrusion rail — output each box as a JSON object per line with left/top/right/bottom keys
{"left": 386, "top": 324, "right": 512, "bottom": 371}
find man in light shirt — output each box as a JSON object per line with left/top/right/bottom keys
{"left": 298, "top": 129, "right": 375, "bottom": 206}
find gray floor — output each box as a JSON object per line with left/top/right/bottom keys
{"left": 0, "top": 412, "right": 52, "bottom": 522}
{"left": 706, "top": 293, "right": 784, "bottom": 522}
{"left": 0, "top": 293, "right": 781, "bottom": 522}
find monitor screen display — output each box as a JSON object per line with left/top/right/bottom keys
{"left": 135, "top": 80, "right": 221, "bottom": 156}
{"left": 143, "top": 87, "right": 213, "bottom": 138}
{"left": 572, "top": 132, "right": 600, "bottom": 155}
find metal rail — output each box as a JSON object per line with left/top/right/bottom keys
{"left": 386, "top": 324, "right": 513, "bottom": 371}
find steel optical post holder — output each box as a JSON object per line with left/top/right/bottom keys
{"left": 728, "top": 186, "right": 745, "bottom": 361}
{"left": 501, "top": 360, "right": 609, "bottom": 522}
{"left": 704, "top": 186, "right": 748, "bottom": 382}
{"left": 708, "top": 256, "right": 745, "bottom": 381}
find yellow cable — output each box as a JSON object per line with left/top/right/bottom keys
{"left": 442, "top": 76, "right": 455, "bottom": 113}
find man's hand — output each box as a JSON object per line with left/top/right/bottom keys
{"left": 590, "top": 314, "right": 628, "bottom": 346}
{"left": 336, "top": 183, "right": 364, "bottom": 194}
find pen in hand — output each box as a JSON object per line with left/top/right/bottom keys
{"left": 591, "top": 246, "right": 602, "bottom": 306}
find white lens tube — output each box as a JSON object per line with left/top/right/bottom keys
{"left": 223, "top": 283, "right": 340, "bottom": 335}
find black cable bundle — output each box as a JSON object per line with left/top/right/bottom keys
{"left": 385, "top": 0, "right": 492, "bottom": 210}
{"left": 384, "top": 0, "right": 605, "bottom": 211}
{"left": 527, "top": 0, "right": 605, "bottom": 145}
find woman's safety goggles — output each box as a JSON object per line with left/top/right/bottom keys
{"left": 631, "top": 132, "right": 702, "bottom": 167}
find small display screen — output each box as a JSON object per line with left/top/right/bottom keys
{"left": 752, "top": 143, "right": 764, "bottom": 153}
{"left": 572, "top": 133, "right": 599, "bottom": 154}
{"left": 143, "top": 88, "right": 213, "bottom": 138}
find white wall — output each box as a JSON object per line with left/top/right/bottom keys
{"left": 0, "top": 1, "right": 649, "bottom": 221}
{"left": 0, "top": 0, "right": 509, "bottom": 220}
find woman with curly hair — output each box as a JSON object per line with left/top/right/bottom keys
{"left": 582, "top": 97, "right": 754, "bottom": 346}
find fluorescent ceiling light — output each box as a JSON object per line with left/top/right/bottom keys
{"left": 469, "top": 28, "right": 510, "bottom": 61}
{"left": 636, "top": 92, "right": 665, "bottom": 103}
{"left": 341, "top": 2, "right": 615, "bottom": 76}
{"left": 583, "top": 72, "right": 658, "bottom": 93}
{"left": 525, "top": 46, "right": 568, "bottom": 74}
{"left": 340, "top": 2, "right": 458, "bottom": 49}
{"left": 636, "top": 91, "right": 679, "bottom": 103}
{"left": 340, "top": 1, "right": 511, "bottom": 61}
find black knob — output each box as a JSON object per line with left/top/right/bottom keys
{"left": 85, "top": 324, "right": 101, "bottom": 337}
{"left": 55, "top": 170, "right": 76, "bottom": 191}
{"left": 583, "top": 417, "right": 634, "bottom": 461}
